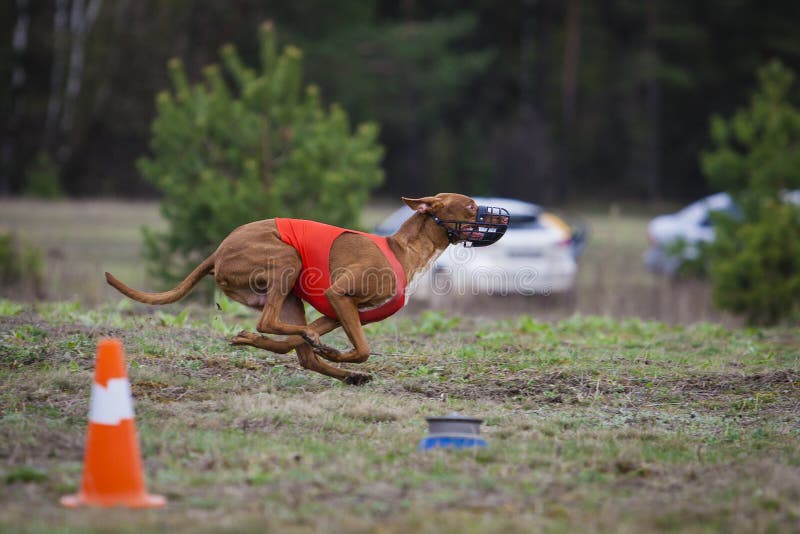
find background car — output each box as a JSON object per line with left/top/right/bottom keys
{"left": 375, "top": 197, "right": 586, "bottom": 298}
{"left": 645, "top": 190, "right": 800, "bottom": 276}
{"left": 643, "top": 192, "right": 737, "bottom": 275}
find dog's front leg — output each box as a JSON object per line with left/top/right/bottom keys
{"left": 319, "top": 283, "right": 372, "bottom": 364}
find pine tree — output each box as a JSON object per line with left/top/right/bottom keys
{"left": 701, "top": 60, "right": 800, "bottom": 324}
{"left": 138, "top": 22, "right": 384, "bottom": 292}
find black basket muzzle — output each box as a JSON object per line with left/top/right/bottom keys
{"left": 431, "top": 206, "right": 510, "bottom": 247}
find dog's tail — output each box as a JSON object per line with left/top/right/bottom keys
{"left": 105, "top": 255, "right": 215, "bottom": 305}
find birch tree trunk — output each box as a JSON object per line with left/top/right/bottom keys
{"left": 11, "top": 0, "right": 30, "bottom": 90}
{"left": 43, "top": 0, "right": 103, "bottom": 163}
{"left": 61, "top": 0, "right": 103, "bottom": 134}
{"left": 43, "top": 0, "right": 70, "bottom": 153}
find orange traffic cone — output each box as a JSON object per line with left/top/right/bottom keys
{"left": 61, "top": 338, "right": 166, "bottom": 508}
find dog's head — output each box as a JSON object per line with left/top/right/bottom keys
{"left": 402, "top": 193, "right": 509, "bottom": 247}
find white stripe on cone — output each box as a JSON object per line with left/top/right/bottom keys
{"left": 89, "top": 378, "right": 135, "bottom": 425}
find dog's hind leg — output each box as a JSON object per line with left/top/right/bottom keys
{"left": 253, "top": 274, "right": 327, "bottom": 344}
{"left": 230, "top": 331, "right": 296, "bottom": 354}
{"left": 233, "top": 295, "right": 370, "bottom": 384}
{"left": 232, "top": 313, "right": 340, "bottom": 354}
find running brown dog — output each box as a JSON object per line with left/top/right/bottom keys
{"left": 105, "top": 193, "right": 508, "bottom": 384}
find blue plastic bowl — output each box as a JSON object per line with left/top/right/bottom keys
{"left": 418, "top": 435, "right": 488, "bottom": 451}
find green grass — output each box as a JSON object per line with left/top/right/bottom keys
{"left": 0, "top": 199, "right": 164, "bottom": 304}
{"left": 1, "top": 300, "right": 798, "bottom": 532}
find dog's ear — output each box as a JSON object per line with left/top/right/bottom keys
{"left": 402, "top": 196, "right": 441, "bottom": 213}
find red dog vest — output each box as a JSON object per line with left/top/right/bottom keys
{"left": 275, "top": 218, "right": 407, "bottom": 323}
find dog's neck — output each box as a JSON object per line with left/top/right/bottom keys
{"left": 387, "top": 212, "right": 451, "bottom": 281}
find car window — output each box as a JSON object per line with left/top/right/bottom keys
{"left": 679, "top": 193, "right": 739, "bottom": 229}
{"left": 701, "top": 205, "right": 740, "bottom": 227}
{"left": 677, "top": 201, "right": 707, "bottom": 222}
{"left": 507, "top": 214, "right": 541, "bottom": 229}
{"left": 716, "top": 202, "right": 741, "bottom": 219}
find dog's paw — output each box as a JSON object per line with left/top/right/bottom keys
{"left": 301, "top": 330, "right": 321, "bottom": 348}
{"left": 312, "top": 343, "right": 341, "bottom": 359}
{"left": 343, "top": 373, "right": 373, "bottom": 386}
{"left": 231, "top": 330, "right": 255, "bottom": 345}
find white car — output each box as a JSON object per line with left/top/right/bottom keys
{"left": 375, "top": 197, "right": 585, "bottom": 298}
{"left": 645, "top": 190, "right": 800, "bottom": 275}
{"left": 644, "top": 192, "right": 738, "bottom": 275}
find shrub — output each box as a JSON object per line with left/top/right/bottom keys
{"left": 0, "top": 231, "right": 44, "bottom": 298}
{"left": 701, "top": 60, "right": 800, "bottom": 324}
{"left": 138, "top": 22, "right": 384, "bottom": 292}
{"left": 23, "top": 152, "right": 64, "bottom": 199}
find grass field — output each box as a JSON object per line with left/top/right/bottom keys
{"left": 1, "top": 299, "right": 798, "bottom": 532}
{"left": 0, "top": 199, "right": 164, "bottom": 304}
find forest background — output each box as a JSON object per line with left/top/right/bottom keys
{"left": 4, "top": 0, "right": 800, "bottom": 203}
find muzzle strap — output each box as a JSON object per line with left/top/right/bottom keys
{"left": 428, "top": 206, "right": 510, "bottom": 247}
{"left": 429, "top": 215, "right": 461, "bottom": 244}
